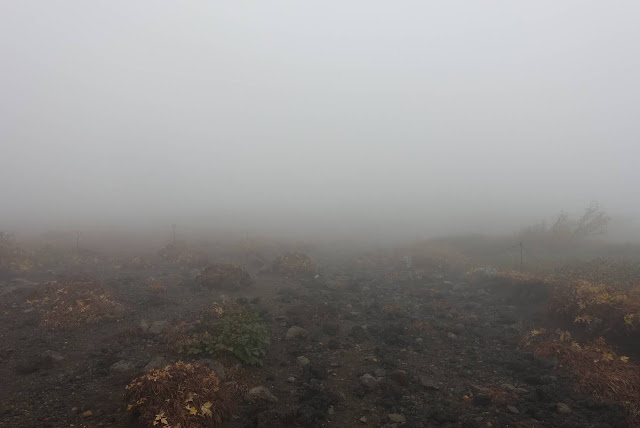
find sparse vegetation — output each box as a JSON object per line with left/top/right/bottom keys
{"left": 158, "top": 243, "right": 210, "bottom": 268}
{"left": 0, "top": 232, "right": 35, "bottom": 273}
{"left": 147, "top": 279, "right": 168, "bottom": 294}
{"left": 124, "top": 361, "right": 236, "bottom": 428}
{"left": 271, "top": 252, "right": 317, "bottom": 276}
{"left": 548, "top": 274, "right": 640, "bottom": 339}
{"left": 3, "top": 231, "right": 640, "bottom": 427}
{"left": 26, "top": 275, "right": 122, "bottom": 328}
{"left": 4, "top": 3, "right": 640, "bottom": 425}
{"left": 518, "top": 201, "right": 611, "bottom": 252}
{"left": 182, "top": 305, "right": 270, "bottom": 366}
{"left": 522, "top": 329, "right": 640, "bottom": 424}
{"left": 195, "top": 264, "right": 253, "bottom": 290}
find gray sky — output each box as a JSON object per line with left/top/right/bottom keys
{"left": 1, "top": 1, "right": 639, "bottom": 239}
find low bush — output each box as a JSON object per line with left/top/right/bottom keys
{"left": 196, "top": 264, "right": 253, "bottom": 290}
{"left": 467, "top": 264, "right": 640, "bottom": 340}
{"left": 183, "top": 305, "right": 270, "bottom": 366}
{"left": 548, "top": 276, "right": 640, "bottom": 338}
{"left": 522, "top": 329, "right": 640, "bottom": 424}
{"left": 125, "top": 361, "right": 236, "bottom": 428}
{"left": 271, "top": 252, "right": 316, "bottom": 277}
{"left": 26, "top": 276, "right": 122, "bottom": 328}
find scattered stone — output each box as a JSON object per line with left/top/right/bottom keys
{"left": 42, "top": 350, "right": 64, "bottom": 362}
{"left": 388, "top": 413, "right": 406, "bottom": 423}
{"left": 287, "top": 376, "right": 296, "bottom": 383}
{"left": 350, "top": 325, "right": 368, "bottom": 342}
{"left": 374, "top": 368, "right": 386, "bottom": 378}
{"left": 248, "top": 386, "right": 279, "bottom": 403}
{"left": 110, "top": 360, "right": 135, "bottom": 373}
{"left": 470, "top": 384, "right": 491, "bottom": 395}
{"left": 143, "top": 356, "right": 167, "bottom": 372}
{"left": 328, "top": 405, "right": 334, "bottom": 415}
{"left": 23, "top": 307, "right": 35, "bottom": 313}
{"left": 473, "top": 266, "right": 497, "bottom": 278}
{"left": 285, "top": 326, "right": 309, "bottom": 341}
{"left": 556, "top": 402, "right": 572, "bottom": 415}
{"left": 359, "top": 416, "right": 367, "bottom": 424}
{"left": 447, "top": 332, "right": 457, "bottom": 340}
{"left": 82, "top": 410, "right": 93, "bottom": 418}
{"left": 323, "top": 322, "right": 339, "bottom": 336}
{"left": 507, "top": 405, "right": 519, "bottom": 414}
{"left": 148, "top": 320, "right": 168, "bottom": 335}
{"left": 297, "top": 356, "right": 310, "bottom": 367}
{"left": 361, "top": 373, "right": 379, "bottom": 389}
{"left": 452, "top": 323, "right": 465, "bottom": 334}
{"left": 419, "top": 376, "right": 440, "bottom": 390}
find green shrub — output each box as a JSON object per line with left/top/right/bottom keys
{"left": 184, "top": 306, "right": 270, "bottom": 366}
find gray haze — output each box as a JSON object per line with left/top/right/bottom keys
{"left": 1, "top": 2, "right": 639, "bottom": 240}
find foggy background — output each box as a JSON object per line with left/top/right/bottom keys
{"left": 1, "top": 1, "right": 639, "bottom": 242}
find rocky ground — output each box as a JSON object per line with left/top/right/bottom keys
{"left": 0, "top": 256, "right": 631, "bottom": 428}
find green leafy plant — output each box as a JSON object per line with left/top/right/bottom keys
{"left": 184, "top": 306, "right": 270, "bottom": 366}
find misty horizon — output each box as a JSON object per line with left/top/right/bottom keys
{"left": 2, "top": 2, "right": 639, "bottom": 241}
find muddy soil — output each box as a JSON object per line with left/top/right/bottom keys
{"left": 0, "top": 259, "right": 630, "bottom": 428}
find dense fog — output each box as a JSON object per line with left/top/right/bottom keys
{"left": 2, "top": 2, "right": 639, "bottom": 242}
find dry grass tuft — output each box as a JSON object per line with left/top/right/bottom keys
{"left": 158, "top": 243, "right": 210, "bottom": 268}
{"left": 407, "top": 320, "right": 434, "bottom": 334}
{"left": 128, "top": 256, "right": 153, "bottom": 270}
{"left": 27, "top": 276, "right": 122, "bottom": 328}
{"left": 494, "top": 270, "right": 543, "bottom": 285}
{"left": 146, "top": 278, "right": 168, "bottom": 294}
{"left": 522, "top": 329, "right": 640, "bottom": 424}
{"left": 547, "top": 266, "right": 640, "bottom": 338}
{"left": 196, "top": 264, "right": 253, "bottom": 290}
{"left": 125, "top": 361, "right": 237, "bottom": 428}
{"left": 271, "top": 252, "right": 317, "bottom": 276}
